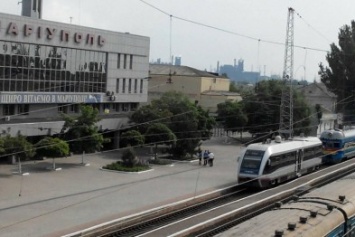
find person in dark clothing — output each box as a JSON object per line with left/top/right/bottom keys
{"left": 197, "top": 148, "right": 202, "bottom": 165}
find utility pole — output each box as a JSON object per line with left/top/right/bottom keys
{"left": 279, "top": 7, "right": 294, "bottom": 139}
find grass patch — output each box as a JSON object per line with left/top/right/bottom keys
{"left": 103, "top": 161, "right": 150, "bottom": 172}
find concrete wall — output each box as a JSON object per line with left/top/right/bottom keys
{"left": 200, "top": 77, "right": 229, "bottom": 92}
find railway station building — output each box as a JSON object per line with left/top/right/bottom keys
{"left": 0, "top": 0, "right": 150, "bottom": 148}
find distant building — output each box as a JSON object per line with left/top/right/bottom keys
{"left": 151, "top": 56, "right": 182, "bottom": 66}
{"left": 174, "top": 56, "right": 181, "bottom": 66}
{"left": 148, "top": 64, "right": 242, "bottom": 113}
{"left": 298, "top": 82, "right": 337, "bottom": 135}
{"left": 219, "top": 59, "right": 260, "bottom": 84}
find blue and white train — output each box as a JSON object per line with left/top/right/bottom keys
{"left": 320, "top": 129, "right": 355, "bottom": 164}
{"left": 217, "top": 173, "right": 355, "bottom": 237}
{"left": 237, "top": 135, "right": 323, "bottom": 189}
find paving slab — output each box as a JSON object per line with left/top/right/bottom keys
{"left": 0, "top": 137, "right": 244, "bottom": 237}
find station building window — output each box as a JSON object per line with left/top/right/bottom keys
{"left": 129, "top": 55, "right": 133, "bottom": 69}
{"left": 123, "top": 54, "right": 127, "bottom": 69}
{"left": 122, "top": 78, "right": 126, "bottom": 93}
{"left": 58, "top": 104, "right": 68, "bottom": 114}
{"left": 0, "top": 41, "right": 107, "bottom": 93}
{"left": 117, "top": 53, "right": 121, "bottom": 69}
{"left": 116, "top": 78, "right": 119, "bottom": 93}
{"left": 18, "top": 104, "right": 29, "bottom": 115}
{"left": 3, "top": 104, "right": 15, "bottom": 116}
{"left": 134, "top": 79, "right": 137, "bottom": 93}
{"left": 128, "top": 78, "right": 132, "bottom": 93}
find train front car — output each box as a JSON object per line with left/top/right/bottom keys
{"left": 237, "top": 136, "right": 322, "bottom": 189}
{"left": 237, "top": 145, "right": 267, "bottom": 188}
{"left": 320, "top": 129, "right": 355, "bottom": 164}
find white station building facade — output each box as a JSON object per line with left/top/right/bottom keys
{"left": 0, "top": 0, "right": 150, "bottom": 147}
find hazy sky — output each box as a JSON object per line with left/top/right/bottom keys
{"left": 1, "top": 0, "right": 355, "bottom": 81}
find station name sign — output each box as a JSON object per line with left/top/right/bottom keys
{"left": 0, "top": 93, "right": 103, "bottom": 104}
{"left": 2, "top": 21, "right": 105, "bottom": 47}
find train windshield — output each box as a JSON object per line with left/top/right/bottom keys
{"left": 322, "top": 141, "right": 341, "bottom": 149}
{"left": 240, "top": 150, "right": 265, "bottom": 170}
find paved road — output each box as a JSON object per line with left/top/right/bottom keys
{"left": 0, "top": 137, "right": 244, "bottom": 237}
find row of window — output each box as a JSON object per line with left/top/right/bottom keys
{"left": 116, "top": 78, "right": 144, "bottom": 94}
{"left": 3, "top": 103, "right": 139, "bottom": 116}
{"left": 117, "top": 53, "right": 133, "bottom": 70}
{"left": 0, "top": 41, "right": 108, "bottom": 92}
{"left": 263, "top": 145, "right": 323, "bottom": 174}
{"left": 3, "top": 104, "right": 29, "bottom": 116}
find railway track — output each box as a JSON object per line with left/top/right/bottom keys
{"left": 68, "top": 159, "right": 355, "bottom": 237}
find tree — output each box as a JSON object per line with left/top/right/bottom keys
{"left": 0, "top": 138, "right": 5, "bottom": 159}
{"left": 2, "top": 135, "right": 35, "bottom": 160}
{"left": 35, "top": 137, "right": 70, "bottom": 170}
{"left": 145, "top": 123, "right": 176, "bottom": 159}
{"left": 121, "top": 146, "right": 138, "bottom": 167}
{"left": 242, "top": 80, "right": 312, "bottom": 138}
{"left": 229, "top": 81, "right": 239, "bottom": 92}
{"left": 319, "top": 21, "right": 355, "bottom": 122}
{"left": 61, "top": 105, "right": 108, "bottom": 154}
{"left": 121, "top": 130, "right": 145, "bottom": 147}
{"left": 131, "top": 91, "right": 215, "bottom": 158}
{"left": 130, "top": 104, "right": 172, "bottom": 134}
{"left": 315, "top": 104, "right": 323, "bottom": 125}
{"left": 216, "top": 100, "right": 248, "bottom": 133}
{"left": 2, "top": 135, "right": 35, "bottom": 173}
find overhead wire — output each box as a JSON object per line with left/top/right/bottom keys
{"left": 138, "top": 0, "right": 329, "bottom": 53}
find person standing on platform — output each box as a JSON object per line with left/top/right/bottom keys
{"left": 197, "top": 148, "right": 202, "bottom": 165}
{"left": 203, "top": 150, "right": 209, "bottom": 166}
{"left": 208, "top": 151, "right": 215, "bottom": 167}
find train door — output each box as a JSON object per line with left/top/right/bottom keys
{"left": 295, "top": 150, "right": 303, "bottom": 176}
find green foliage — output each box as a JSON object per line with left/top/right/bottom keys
{"left": 319, "top": 20, "right": 355, "bottom": 118}
{"left": 315, "top": 104, "right": 323, "bottom": 124}
{"left": 217, "top": 100, "right": 248, "bottom": 133}
{"left": 2, "top": 135, "right": 35, "bottom": 160}
{"left": 145, "top": 123, "right": 176, "bottom": 160}
{"left": 0, "top": 138, "right": 5, "bottom": 156}
{"left": 229, "top": 81, "right": 239, "bottom": 92}
{"left": 145, "top": 123, "right": 176, "bottom": 145}
{"left": 242, "top": 80, "right": 311, "bottom": 136}
{"left": 103, "top": 161, "right": 149, "bottom": 172}
{"left": 61, "top": 105, "right": 108, "bottom": 154}
{"left": 131, "top": 91, "right": 215, "bottom": 158}
{"left": 35, "top": 137, "right": 69, "bottom": 158}
{"left": 130, "top": 104, "right": 172, "bottom": 134}
{"left": 121, "top": 130, "right": 145, "bottom": 147}
{"left": 196, "top": 106, "right": 215, "bottom": 140}
{"left": 293, "top": 90, "right": 312, "bottom": 135}
{"left": 121, "top": 147, "right": 138, "bottom": 167}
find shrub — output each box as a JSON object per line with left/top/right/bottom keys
{"left": 103, "top": 161, "right": 149, "bottom": 172}
{"left": 121, "top": 147, "right": 138, "bottom": 167}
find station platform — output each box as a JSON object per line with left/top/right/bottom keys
{"left": 0, "top": 137, "right": 243, "bottom": 237}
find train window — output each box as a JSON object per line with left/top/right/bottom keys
{"left": 240, "top": 150, "right": 265, "bottom": 170}
{"left": 324, "top": 142, "right": 341, "bottom": 149}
